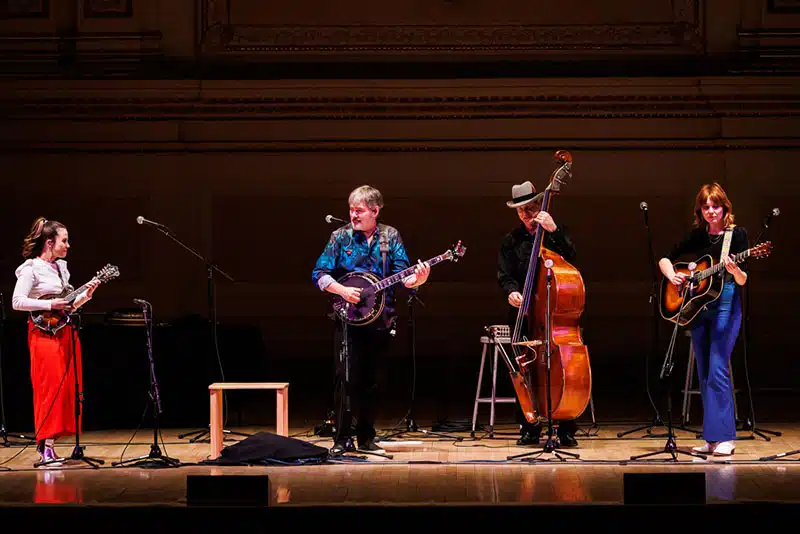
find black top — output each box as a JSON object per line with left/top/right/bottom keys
{"left": 665, "top": 226, "right": 749, "bottom": 284}
{"left": 498, "top": 223, "right": 577, "bottom": 297}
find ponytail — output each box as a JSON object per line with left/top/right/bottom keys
{"left": 21, "top": 217, "right": 65, "bottom": 259}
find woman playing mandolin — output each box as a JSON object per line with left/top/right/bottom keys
{"left": 12, "top": 217, "right": 100, "bottom": 467}
{"left": 658, "top": 183, "right": 748, "bottom": 456}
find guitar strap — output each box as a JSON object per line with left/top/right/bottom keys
{"left": 379, "top": 225, "right": 389, "bottom": 279}
{"left": 54, "top": 261, "right": 72, "bottom": 292}
{"left": 720, "top": 225, "right": 734, "bottom": 286}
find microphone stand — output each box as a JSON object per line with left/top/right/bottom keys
{"left": 630, "top": 282, "right": 707, "bottom": 462}
{"left": 140, "top": 220, "right": 247, "bottom": 444}
{"left": 740, "top": 211, "right": 782, "bottom": 444}
{"left": 379, "top": 289, "right": 462, "bottom": 443}
{"left": 508, "top": 261, "right": 580, "bottom": 462}
{"left": 618, "top": 203, "right": 669, "bottom": 439}
{"left": 0, "top": 292, "right": 36, "bottom": 447}
{"left": 113, "top": 301, "right": 180, "bottom": 468}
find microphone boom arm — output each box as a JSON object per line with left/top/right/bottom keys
{"left": 138, "top": 217, "right": 234, "bottom": 282}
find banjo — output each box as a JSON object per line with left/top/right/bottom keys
{"left": 332, "top": 241, "right": 466, "bottom": 326}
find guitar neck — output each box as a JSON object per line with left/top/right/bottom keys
{"left": 372, "top": 253, "right": 450, "bottom": 292}
{"left": 696, "top": 249, "right": 750, "bottom": 281}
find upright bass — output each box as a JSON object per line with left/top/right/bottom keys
{"left": 500, "top": 150, "right": 592, "bottom": 424}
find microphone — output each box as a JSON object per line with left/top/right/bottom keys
{"left": 639, "top": 201, "right": 648, "bottom": 211}
{"left": 764, "top": 208, "right": 780, "bottom": 227}
{"left": 136, "top": 216, "right": 170, "bottom": 230}
{"left": 133, "top": 298, "right": 151, "bottom": 307}
{"left": 325, "top": 215, "right": 346, "bottom": 224}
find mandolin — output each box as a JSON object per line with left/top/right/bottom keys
{"left": 30, "top": 263, "right": 120, "bottom": 334}
{"left": 659, "top": 241, "right": 772, "bottom": 326}
{"left": 332, "top": 241, "right": 466, "bottom": 326}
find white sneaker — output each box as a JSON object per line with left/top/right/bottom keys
{"left": 692, "top": 442, "right": 715, "bottom": 453}
{"left": 713, "top": 441, "right": 735, "bottom": 456}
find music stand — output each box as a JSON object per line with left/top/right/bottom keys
{"left": 113, "top": 300, "right": 179, "bottom": 468}
{"left": 0, "top": 292, "right": 36, "bottom": 447}
{"left": 139, "top": 219, "right": 248, "bottom": 444}
{"left": 507, "top": 260, "right": 580, "bottom": 462}
{"left": 327, "top": 304, "right": 392, "bottom": 461}
{"left": 629, "top": 283, "right": 707, "bottom": 462}
{"left": 617, "top": 203, "right": 669, "bottom": 440}
{"left": 35, "top": 311, "right": 104, "bottom": 468}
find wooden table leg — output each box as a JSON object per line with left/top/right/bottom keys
{"left": 210, "top": 388, "right": 224, "bottom": 458}
{"left": 276, "top": 386, "right": 289, "bottom": 436}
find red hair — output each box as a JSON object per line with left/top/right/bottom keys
{"left": 693, "top": 183, "right": 735, "bottom": 228}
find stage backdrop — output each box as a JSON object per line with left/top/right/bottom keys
{"left": 0, "top": 0, "right": 797, "bottom": 431}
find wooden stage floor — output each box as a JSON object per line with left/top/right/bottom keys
{"left": 2, "top": 421, "right": 800, "bottom": 511}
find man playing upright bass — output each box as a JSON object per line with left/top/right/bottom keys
{"left": 497, "top": 180, "right": 581, "bottom": 448}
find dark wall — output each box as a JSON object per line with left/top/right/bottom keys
{"left": 0, "top": 0, "right": 798, "bottom": 430}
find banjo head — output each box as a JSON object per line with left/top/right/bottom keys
{"left": 332, "top": 271, "right": 384, "bottom": 326}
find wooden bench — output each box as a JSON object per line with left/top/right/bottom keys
{"left": 209, "top": 382, "right": 289, "bottom": 458}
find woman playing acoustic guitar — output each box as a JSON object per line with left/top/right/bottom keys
{"left": 658, "top": 183, "right": 748, "bottom": 456}
{"left": 12, "top": 217, "right": 100, "bottom": 467}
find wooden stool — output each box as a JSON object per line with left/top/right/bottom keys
{"left": 209, "top": 382, "right": 289, "bottom": 458}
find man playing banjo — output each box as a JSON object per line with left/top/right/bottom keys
{"left": 312, "top": 185, "right": 430, "bottom": 455}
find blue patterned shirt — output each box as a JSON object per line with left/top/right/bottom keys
{"left": 312, "top": 223, "right": 410, "bottom": 330}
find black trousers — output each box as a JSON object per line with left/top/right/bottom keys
{"left": 514, "top": 391, "right": 578, "bottom": 437}
{"left": 333, "top": 324, "right": 391, "bottom": 444}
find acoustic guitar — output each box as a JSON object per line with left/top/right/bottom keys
{"left": 659, "top": 242, "right": 772, "bottom": 326}
{"left": 30, "top": 263, "right": 120, "bottom": 334}
{"left": 332, "top": 241, "right": 466, "bottom": 326}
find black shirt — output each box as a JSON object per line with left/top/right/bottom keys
{"left": 665, "top": 226, "right": 749, "bottom": 284}
{"left": 498, "top": 224, "right": 577, "bottom": 297}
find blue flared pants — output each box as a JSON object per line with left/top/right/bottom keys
{"left": 689, "top": 281, "right": 741, "bottom": 443}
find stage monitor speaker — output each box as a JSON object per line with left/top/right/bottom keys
{"left": 623, "top": 472, "right": 706, "bottom": 505}
{"left": 186, "top": 475, "right": 270, "bottom": 507}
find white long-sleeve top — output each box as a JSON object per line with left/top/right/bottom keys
{"left": 13, "top": 258, "right": 91, "bottom": 312}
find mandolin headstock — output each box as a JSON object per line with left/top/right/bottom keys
{"left": 95, "top": 264, "right": 121, "bottom": 283}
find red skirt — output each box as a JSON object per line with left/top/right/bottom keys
{"left": 28, "top": 320, "right": 82, "bottom": 441}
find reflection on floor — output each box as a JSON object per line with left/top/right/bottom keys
{"left": 2, "top": 422, "right": 800, "bottom": 509}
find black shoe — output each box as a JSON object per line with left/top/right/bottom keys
{"left": 357, "top": 438, "right": 385, "bottom": 454}
{"left": 331, "top": 437, "right": 354, "bottom": 455}
{"left": 516, "top": 431, "right": 541, "bottom": 446}
{"left": 557, "top": 433, "right": 579, "bottom": 448}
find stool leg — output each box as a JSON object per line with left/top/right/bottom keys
{"left": 682, "top": 340, "right": 696, "bottom": 426}
{"left": 471, "top": 344, "right": 488, "bottom": 437}
{"left": 277, "top": 386, "right": 289, "bottom": 437}
{"left": 210, "top": 389, "right": 224, "bottom": 458}
{"left": 489, "top": 345, "right": 501, "bottom": 438}
{"left": 730, "top": 361, "right": 739, "bottom": 421}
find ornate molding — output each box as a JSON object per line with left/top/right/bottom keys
{"left": 3, "top": 138, "right": 800, "bottom": 153}
{"left": 3, "top": 92, "right": 799, "bottom": 120}
{"left": 199, "top": 1, "right": 703, "bottom": 58}
{"left": 215, "top": 23, "right": 701, "bottom": 55}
